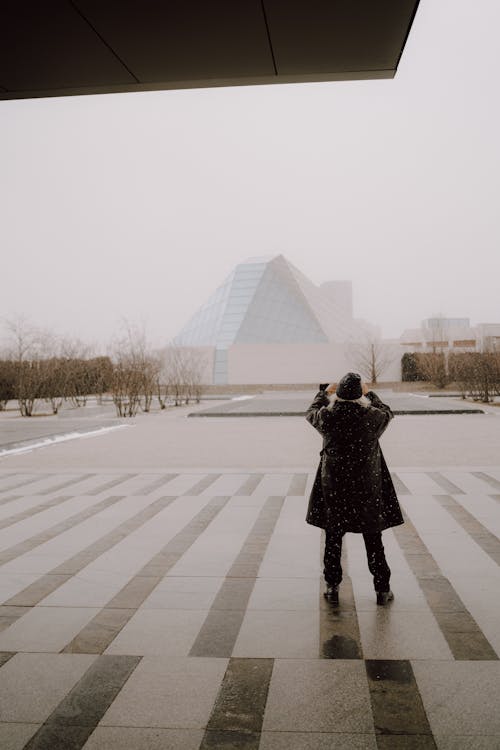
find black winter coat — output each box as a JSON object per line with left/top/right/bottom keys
{"left": 306, "top": 390, "right": 404, "bottom": 534}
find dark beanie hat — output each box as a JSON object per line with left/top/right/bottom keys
{"left": 336, "top": 372, "right": 362, "bottom": 400}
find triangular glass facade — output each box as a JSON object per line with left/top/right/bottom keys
{"left": 174, "top": 255, "right": 352, "bottom": 383}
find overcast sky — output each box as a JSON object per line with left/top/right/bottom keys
{"left": 1, "top": 0, "right": 499, "bottom": 351}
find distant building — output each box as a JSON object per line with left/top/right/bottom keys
{"left": 400, "top": 316, "right": 500, "bottom": 354}
{"left": 174, "top": 254, "right": 362, "bottom": 384}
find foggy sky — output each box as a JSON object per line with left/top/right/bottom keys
{"left": 1, "top": 0, "right": 499, "bottom": 351}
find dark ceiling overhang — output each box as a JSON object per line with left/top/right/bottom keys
{"left": 0, "top": 1, "right": 421, "bottom": 101}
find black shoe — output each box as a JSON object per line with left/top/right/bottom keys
{"left": 376, "top": 590, "right": 394, "bottom": 606}
{"left": 324, "top": 585, "right": 339, "bottom": 605}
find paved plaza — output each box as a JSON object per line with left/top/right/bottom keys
{"left": 0, "top": 397, "right": 500, "bottom": 749}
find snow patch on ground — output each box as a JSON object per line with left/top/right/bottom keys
{"left": 0, "top": 424, "right": 129, "bottom": 458}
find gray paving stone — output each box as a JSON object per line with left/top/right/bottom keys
{"left": 375, "top": 738, "right": 438, "bottom": 749}
{"left": 247, "top": 576, "right": 320, "bottom": 611}
{"left": 99, "top": 656, "right": 227, "bottom": 728}
{"left": 259, "top": 734, "right": 377, "bottom": 749}
{"left": 434, "top": 736, "right": 500, "bottom": 750}
{"left": 357, "top": 610, "right": 453, "bottom": 660}
{"left": 0, "top": 653, "right": 96, "bottom": 722}
{"left": 0, "top": 722, "right": 40, "bottom": 750}
{"left": 262, "top": 659, "right": 373, "bottom": 733}
{"left": 141, "top": 575, "right": 224, "bottom": 610}
{"left": 0, "top": 606, "right": 100, "bottom": 652}
{"left": 83, "top": 727, "right": 204, "bottom": 749}
{"left": 104, "top": 608, "right": 210, "bottom": 656}
{"left": 233, "top": 610, "right": 319, "bottom": 658}
{"left": 412, "top": 661, "right": 500, "bottom": 736}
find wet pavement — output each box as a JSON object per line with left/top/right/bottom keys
{"left": 0, "top": 462, "right": 499, "bottom": 748}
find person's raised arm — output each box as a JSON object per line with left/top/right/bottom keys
{"left": 364, "top": 388, "right": 394, "bottom": 437}
{"left": 305, "top": 384, "right": 335, "bottom": 435}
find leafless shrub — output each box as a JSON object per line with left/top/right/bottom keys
{"left": 162, "top": 346, "right": 206, "bottom": 405}
{"left": 449, "top": 349, "right": 500, "bottom": 402}
{"left": 109, "top": 323, "right": 160, "bottom": 417}
{"left": 414, "top": 352, "right": 452, "bottom": 390}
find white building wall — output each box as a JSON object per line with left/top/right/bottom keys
{"left": 228, "top": 343, "right": 351, "bottom": 384}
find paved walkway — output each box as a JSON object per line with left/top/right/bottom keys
{"left": 0, "top": 467, "right": 499, "bottom": 749}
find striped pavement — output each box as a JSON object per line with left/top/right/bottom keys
{"left": 0, "top": 469, "right": 499, "bottom": 749}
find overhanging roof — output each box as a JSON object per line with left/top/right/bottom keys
{"left": 0, "top": 1, "right": 420, "bottom": 101}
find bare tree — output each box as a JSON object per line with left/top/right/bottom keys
{"left": 347, "top": 332, "right": 395, "bottom": 385}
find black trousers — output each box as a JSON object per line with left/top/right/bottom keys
{"left": 324, "top": 529, "right": 391, "bottom": 591}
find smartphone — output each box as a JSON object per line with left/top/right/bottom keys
{"left": 319, "top": 383, "right": 329, "bottom": 391}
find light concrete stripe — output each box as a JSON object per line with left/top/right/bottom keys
{"left": 163, "top": 494, "right": 270, "bottom": 580}
{"left": 189, "top": 497, "right": 284, "bottom": 658}
{"left": 426, "top": 471, "right": 465, "bottom": 495}
{"left": 0, "top": 491, "right": 125, "bottom": 553}
{"left": 203, "top": 474, "right": 253, "bottom": 496}
{"left": 183, "top": 473, "right": 222, "bottom": 496}
{"left": 0, "top": 652, "right": 96, "bottom": 724}
{"left": 0, "top": 495, "right": 167, "bottom": 582}
{"left": 434, "top": 494, "right": 500, "bottom": 566}
{"left": 438, "top": 470, "right": 494, "bottom": 494}
{"left": 0, "top": 474, "right": 54, "bottom": 493}
{"left": 41, "top": 494, "right": 219, "bottom": 609}
{"left": 0, "top": 494, "right": 21, "bottom": 507}
{"left": 0, "top": 495, "right": 74, "bottom": 531}
{"left": 2, "top": 496, "right": 178, "bottom": 620}
{"left": 64, "top": 496, "right": 230, "bottom": 654}
{"left": 189, "top": 496, "right": 285, "bottom": 658}
{"left": 233, "top": 497, "right": 320, "bottom": 659}
{"left": 258, "top": 495, "right": 321, "bottom": 580}
{"left": 390, "top": 472, "right": 411, "bottom": 495}
{"left": 234, "top": 474, "right": 264, "bottom": 496}
{"left": 304, "top": 472, "right": 315, "bottom": 498}
{"left": 446, "top": 491, "right": 500, "bottom": 539}
{"left": 400, "top": 493, "right": 500, "bottom": 658}
{"left": 0, "top": 493, "right": 59, "bottom": 520}
{"left": 258, "top": 473, "right": 294, "bottom": 496}
{"left": 132, "top": 473, "right": 178, "bottom": 495}
{"left": 393, "top": 512, "right": 497, "bottom": 660}
{"left": 86, "top": 474, "right": 134, "bottom": 496}
{"left": 397, "top": 472, "right": 444, "bottom": 495}
{"left": 0, "top": 472, "right": 19, "bottom": 487}
{"left": 288, "top": 473, "right": 308, "bottom": 496}
{"left": 0, "top": 495, "right": 125, "bottom": 567}
{"left": 37, "top": 474, "right": 96, "bottom": 496}
{"left": 346, "top": 530, "right": 454, "bottom": 661}
{"left": 88, "top": 474, "right": 151, "bottom": 495}
{"left": 472, "top": 471, "right": 500, "bottom": 491}
{"left": 22, "top": 655, "right": 141, "bottom": 750}
{"left": 152, "top": 473, "right": 210, "bottom": 495}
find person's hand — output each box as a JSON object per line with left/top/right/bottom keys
{"left": 362, "top": 382, "right": 369, "bottom": 395}
{"left": 326, "top": 383, "right": 337, "bottom": 395}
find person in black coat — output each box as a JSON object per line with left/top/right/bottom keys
{"left": 306, "top": 372, "right": 404, "bottom": 605}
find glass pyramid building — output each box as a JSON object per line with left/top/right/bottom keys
{"left": 174, "top": 254, "right": 353, "bottom": 384}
